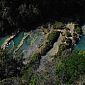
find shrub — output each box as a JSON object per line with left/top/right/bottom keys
{"left": 47, "top": 31, "right": 60, "bottom": 44}
{"left": 53, "top": 21, "right": 64, "bottom": 29}
{"left": 59, "top": 44, "right": 67, "bottom": 51}
{"left": 30, "top": 53, "right": 41, "bottom": 64}
{"left": 74, "top": 26, "right": 82, "bottom": 34}
{"left": 29, "top": 74, "right": 39, "bottom": 85}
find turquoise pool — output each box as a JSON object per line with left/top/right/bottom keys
{"left": 75, "top": 35, "right": 85, "bottom": 51}
{"left": 75, "top": 25, "right": 85, "bottom": 51}
{"left": 0, "top": 30, "right": 45, "bottom": 57}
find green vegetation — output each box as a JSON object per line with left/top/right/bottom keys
{"left": 38, "top": 31, "right": 60, "bottom": 56}
{"left": 0, "top": 48, "right": 40, "bottom": 85}
{"left": 57, "top": 44, "right": 67, "bottom": 55}
{"left": 0, "top": 48, "right": 24, "bottom": 80}
{"left": 53, "top": 21, "right": 64, "bottom": 29}
{"left": 56, "top": 51, "right": 85, "bottom": 84}
{"left": 59, "top": 44, "right": 67, "bottom": 51}
{"left": 40, "top": 41, "right": 52, "bottom": 55}
{"left": 11, "top": 30, "right": 60, "bottom": 85}
{"left": 30, "top": 52, "right": 40, "bottom": 64}
{"left": 21, "top": 66, "right": 33, "bottom": 84}
{"left": 58, "top": 38, "right": 72, "bottom": 55}
{"left": 40, "top": 31, "right": 60, "bottom": 55}
{"left": 74, "top": 26, "right": 82, "bottom": 34}
{"left": 47, "top": 31, "right": 60, "bottom": 44}
{"left": 0, "top": 0, "right": 84, "bottom": 84}
{"left": 29, "top": 74, "right": 39, "bottom": 85}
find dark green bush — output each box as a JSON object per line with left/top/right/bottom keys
{"left": 47, "top": 31, "right": 60, "bottom": 44}
{"left": 30, "top": 53, "right": 41, "bottom": 64}
{"left": 57, "top": 44, "right": 67, "bottom": 55}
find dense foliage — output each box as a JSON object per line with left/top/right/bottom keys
{"left": 0, "top": 48, "right": 40, "bottom": 85}
{"left": 56, "top": 51, "right": 85, "bottom": 84}
{"left": 0, "top": 0, "right": 85, "bottom": 84}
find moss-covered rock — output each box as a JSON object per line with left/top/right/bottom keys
{"left": 47, "top": 31, "right": 60, "bottom": 44}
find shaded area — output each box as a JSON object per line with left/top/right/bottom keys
{"left": 0, "top": 0, "right": 85, "bottom": 36}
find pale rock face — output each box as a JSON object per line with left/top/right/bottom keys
{"left": 66, "top": 22, "right": 75, "bottom": 35}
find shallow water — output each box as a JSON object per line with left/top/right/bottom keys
{"left": 75, "top": 35, "right": 85, "bottom": 51}
{"left": 0, "top": 30, "right": 45, "bottom": 58}
{"left": 75, "top": 25, "right": 85, "bottom": 51}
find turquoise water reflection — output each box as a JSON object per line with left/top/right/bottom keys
{"left": 75, "top": 35, "right": 85, "bottom": 51}
{"left": 1, "top": 30, "right": 44, "bottom": 57}
{"left": 13, "top": 32, "right": 24, "bottom": 47}
{"left": 75, "top": 25, "right": 85, "bottom": 51}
